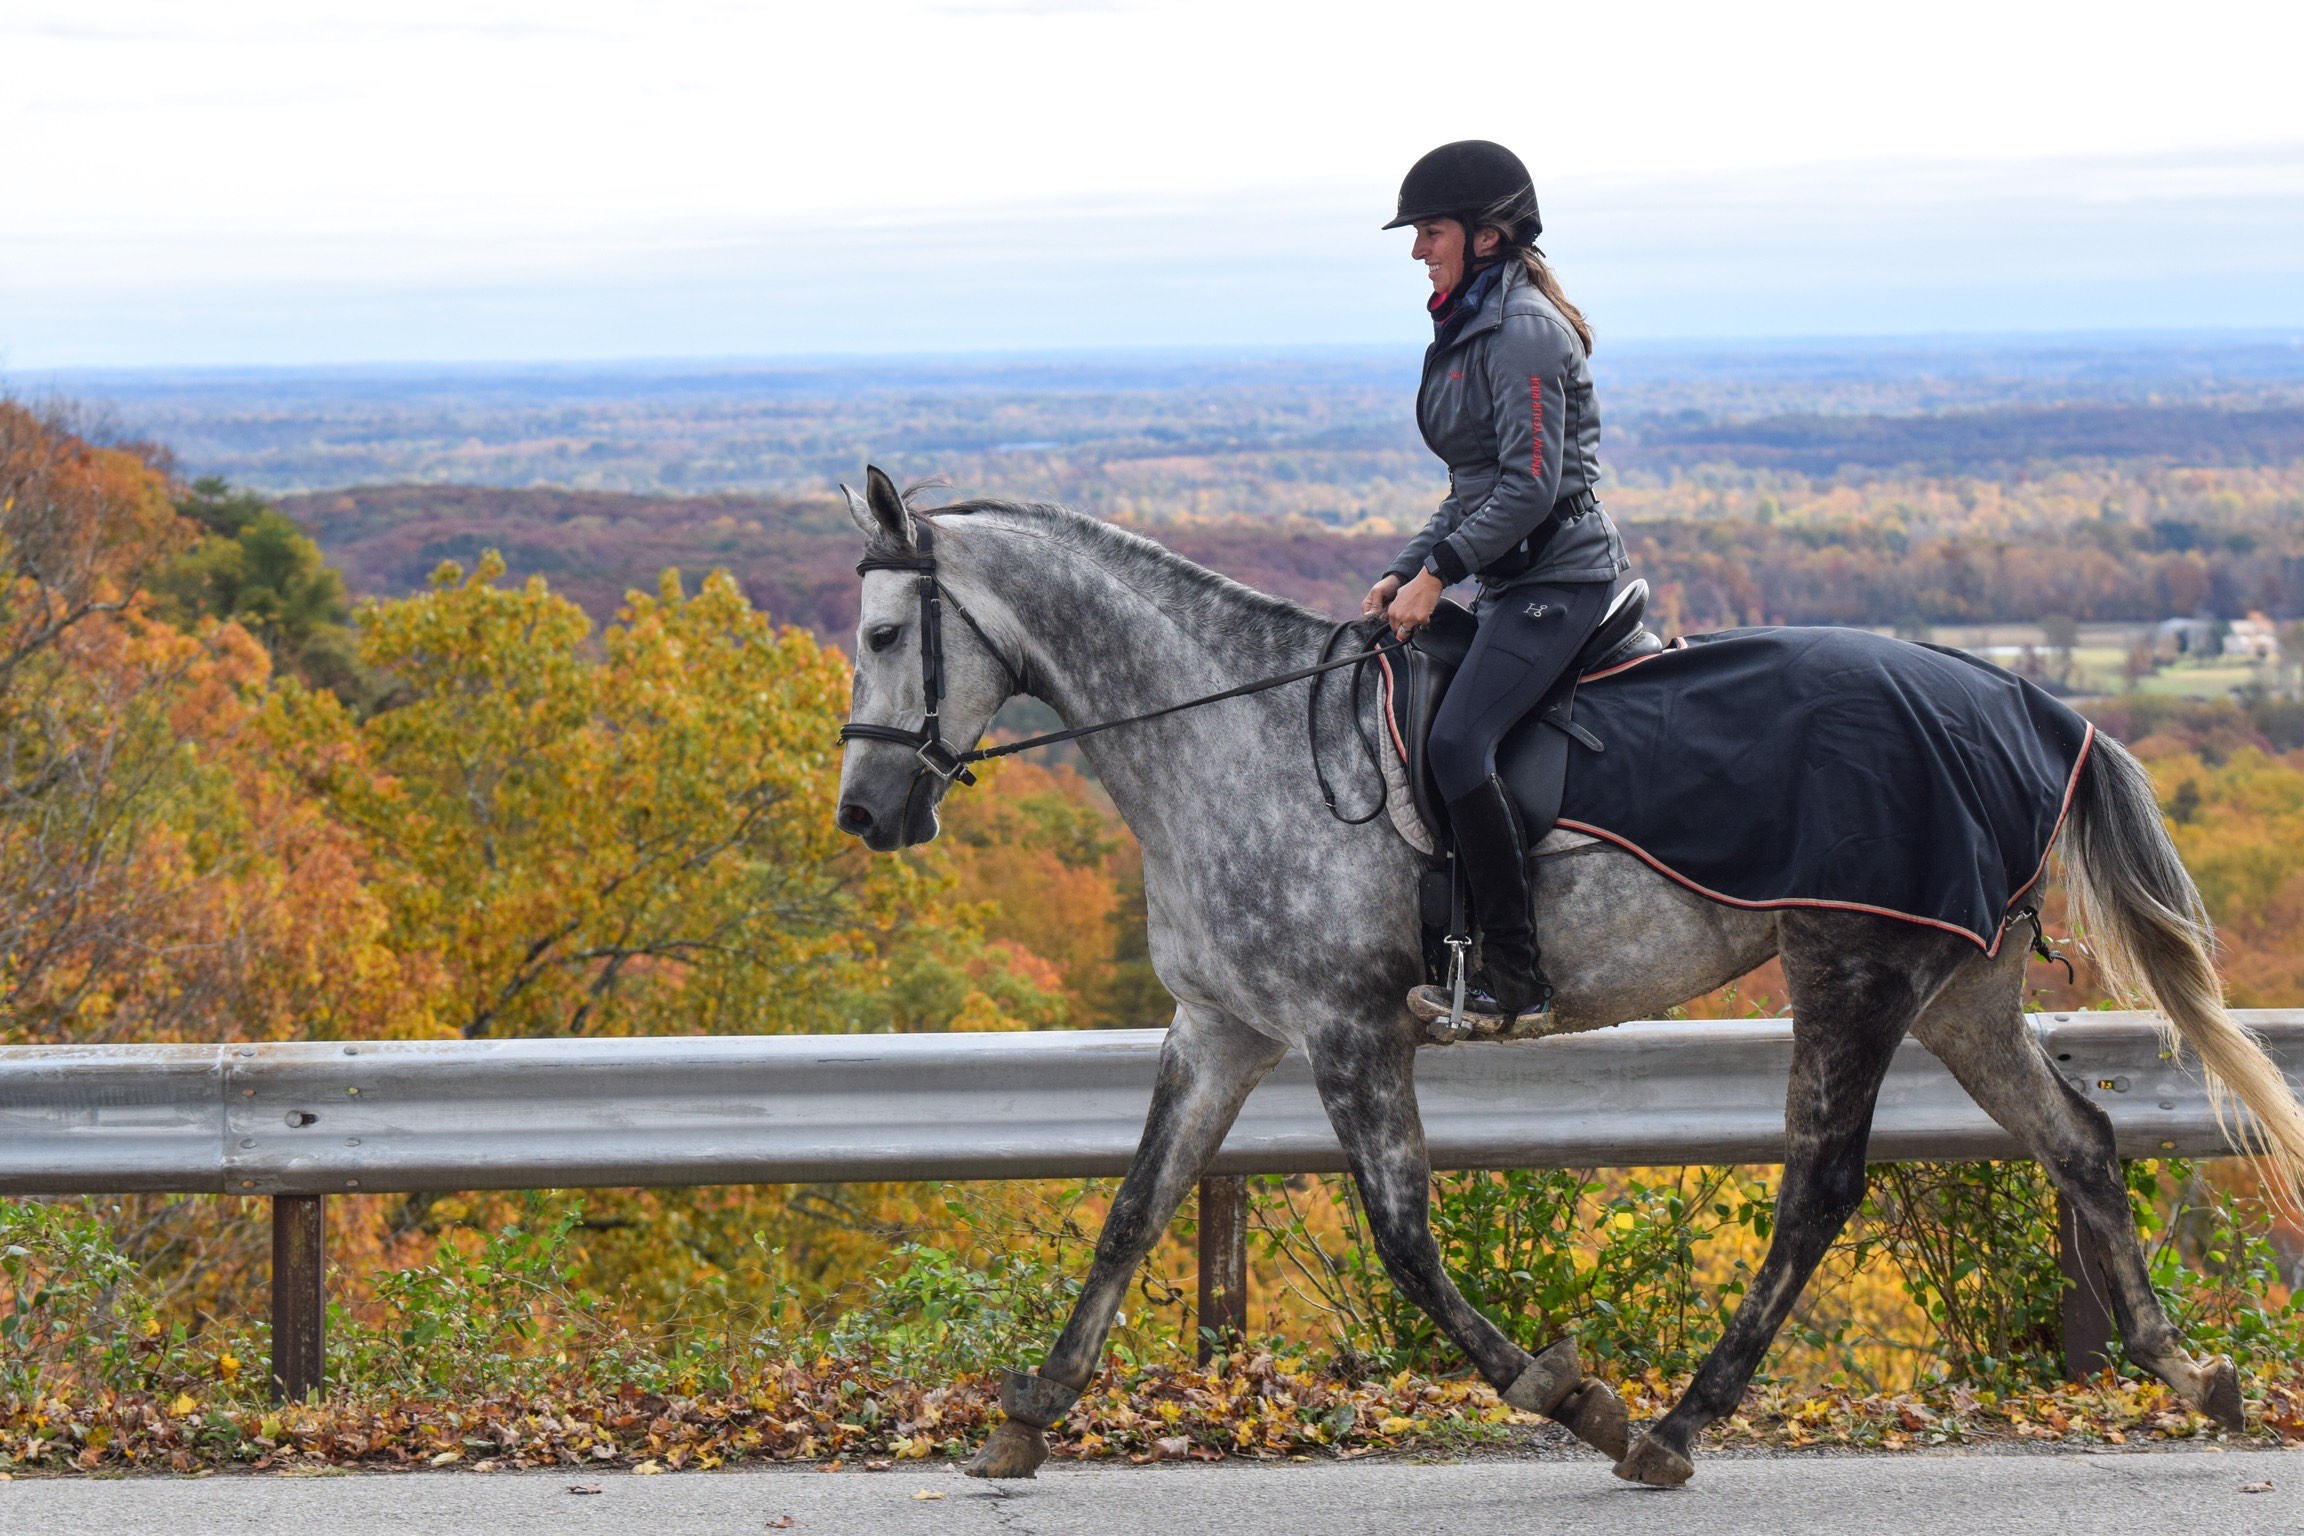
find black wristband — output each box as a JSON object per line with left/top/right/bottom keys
{"left": 1428, "top": 541, "right": 1471, "bottom": 586}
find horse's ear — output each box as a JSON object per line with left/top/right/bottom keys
{"left": 862, "top": 464, "right": 915, "bottom": 551}
{"left": 840, "top": 481, "right": 878, "bottom": 539}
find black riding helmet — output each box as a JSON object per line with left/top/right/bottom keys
{"left": 1383, "top": 139, "right": 1541, "bottom": 247}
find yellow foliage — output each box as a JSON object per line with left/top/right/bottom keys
{"left": 2137, "top": 744, "right": 2304, "bottom": 1005}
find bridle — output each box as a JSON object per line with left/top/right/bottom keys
{"left": 836, "top": 519, "right": 1017, "bottom": 790}
{"left": 837, "top": 517, "right": 1406, "bottom": 823}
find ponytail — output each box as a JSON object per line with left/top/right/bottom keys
{"left": 1469, "top": 198, "right": 1596, "bottom": 355}
{"left": 1515, "top": 248, "right": 1594, "bottom": 356}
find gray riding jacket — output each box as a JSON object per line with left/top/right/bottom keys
{"left": 1385, "top": 260, "right": 1627, "bottom": 592}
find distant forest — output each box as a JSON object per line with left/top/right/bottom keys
{"left": 1618, "top": 404, "right": 2304, "bottom": 477}
{"left": 283, "top": 456, "right": 2304, "bottom": 639}
{"left": 82, "top": 335, "right": 2304, "bottom": 632}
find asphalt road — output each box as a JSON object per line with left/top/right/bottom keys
{"left": 2, "top": 1448, "right": 2297, "bottom": 1536}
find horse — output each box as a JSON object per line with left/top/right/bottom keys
{"left": 830, "top": 466, "right": 2304, "bottom": 1487}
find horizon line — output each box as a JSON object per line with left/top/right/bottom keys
{"left": 24, "top": 324, "right": 2304, "bottom": 383}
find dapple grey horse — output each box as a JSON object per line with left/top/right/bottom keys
{"left": 832, "top": 468, "right": 2304, "bottom": 1486}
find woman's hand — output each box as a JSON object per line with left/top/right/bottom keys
{"left": 1361, "top": 575, "right": 1401, "bottom": 618}
{"left": 1386, "top": 570, "right": 1444, "bottom": 640}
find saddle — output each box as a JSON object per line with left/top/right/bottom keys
{"left": 1384, "top": 579, "right": 1661, "bottom": 851}
{"left": 1380, "top": 580, "right": 1659, "bottom": 1000}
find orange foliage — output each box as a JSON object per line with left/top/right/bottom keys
{"left": 938, "top": 760, "right": 1152, "bottom": 1028}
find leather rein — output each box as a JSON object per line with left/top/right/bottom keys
{"left": 836, "top": 520, "right": 1404, "bottom": 824}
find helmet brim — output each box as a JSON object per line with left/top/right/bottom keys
{"left": 1381, "top": 206, "right": 1460, "bottom": 231}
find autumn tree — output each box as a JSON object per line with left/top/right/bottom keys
{"left": 272, "top": 554, "right": 1067, "bottom": 1039}
{"left": 158, "top": 476, "right": 372, "bottom": 705}
{"left": 0, "top": 405, "right": 418, "bottom": 1044}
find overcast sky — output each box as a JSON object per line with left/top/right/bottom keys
{"left": 6, "top": 0, "right": 2303, "bottom": 367}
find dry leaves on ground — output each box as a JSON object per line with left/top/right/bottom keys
{"left": 2, "top": 1352, "right": 2297, "bottom": 1477}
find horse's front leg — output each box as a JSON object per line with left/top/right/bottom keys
{"left": 1305, "top": 1012, "right": 1630, "bottom": 1461}
{"left": 965, "top": 1001, "right": 1286, "bottom": 1478}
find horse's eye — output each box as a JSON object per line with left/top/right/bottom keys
{"left": 868, "top": 624, "right": 902, "bottom": 653}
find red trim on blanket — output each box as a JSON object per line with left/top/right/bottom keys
{"left": 2002, "top": 721, "right": 2095, "bottom": 913}
{"left": 1552, "top": 818, "right": 2008, "bottom": 952}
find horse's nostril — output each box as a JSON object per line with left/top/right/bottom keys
{"left": 837, "top": 802, "right": 874, "bottom": 834}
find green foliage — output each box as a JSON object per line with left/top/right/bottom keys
{"left": 2131, "top": 1161, "right": 2304, "bottom": 1367}
{"left": 1254, "top": 1167, "right": 1771, "bottom": 1381}
{"left": 828, "top": 1242, "right": 1082, "bottom": 1378}
{"left": 157, "top": 477, "right": 372, "bottom": 704}
{"left": 1857, "top": 1161, "right": 2066, "bottom": 1388}
{"left": 0, "top": 1201, "right": 149, "bottom": 1398}
{"left": 0, "top": 1199, "right": 220, "bottom": 1404}
{"left": 339, "top": 1197, "right": 587, "bottom": 1397}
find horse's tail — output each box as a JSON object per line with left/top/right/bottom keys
{"left": 2062, "top": 731, "right": 2304, "bottom": 1207}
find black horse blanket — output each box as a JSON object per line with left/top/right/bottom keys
{"left": 1556, "top": 627, "right": 2095, "bottom": 954}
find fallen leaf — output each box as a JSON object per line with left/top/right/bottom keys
{"left": 765, "top": 1519, "right": 795, "bottom": 1530}
{"left": 631, "top": 1460, "right": 664, "bottom": 1476}
{"left": 170, "top": 1394, "right": 199, "bottom": 1417}
{"left": 864, "top": 1459, "right": 893, "bottom": 1472}
{"left": 2242, "top": 1481, "right": 2274, "bottom": 1494}
{"left": 567, "top": 1485, "right": 602, "bottom": 1496}
{"left": 428, "top": 1452, "right": 460, "bottom": 1467}
{"left": 911, "top": 1490, "right": 946, "bottom": 1501}
{"left": 1153, "top": 1436, "right": 1190, "bottom": 1460}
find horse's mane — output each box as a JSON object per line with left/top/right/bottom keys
{"left": 877, "top": 495, "right": 1339, "bottom": 654}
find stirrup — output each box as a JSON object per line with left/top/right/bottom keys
{"left": 1409, "top": 983, "right": 1549, "bottom": 1042}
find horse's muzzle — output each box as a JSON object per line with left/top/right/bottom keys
{"left": 836, "top": 792, "right": 940, "bottom": 851}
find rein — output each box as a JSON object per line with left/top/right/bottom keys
{"left": 837, "top": 523, "right": 1402, "bottom": 822}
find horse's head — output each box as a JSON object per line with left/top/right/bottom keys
{"left": 835, "top": 466, "right": 1017, "bottom": 851}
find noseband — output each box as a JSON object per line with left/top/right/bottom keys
{"left": 838, "top": 518, "right": 1405, "bottom": 823}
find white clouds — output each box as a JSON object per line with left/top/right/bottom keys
{"left": 2, "top": 1, "right": 2300, "bottom": 363}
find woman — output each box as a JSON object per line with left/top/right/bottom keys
{"left": 1361, "top": 139, "right": 1629, "bottom": 1028}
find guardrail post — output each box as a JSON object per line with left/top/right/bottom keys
{"left": 2057, "top": 1191, "right": 2115, "bottom": 1380}
{"left": 1196, "top": 1174, "right": 1247, "bottom": 1364}
{"left": 271, "top": 1194, "right": 327, "bottom": 1402}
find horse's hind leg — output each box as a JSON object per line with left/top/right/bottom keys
{"left": 966, "top": 1001, "right": 1287, "bottom": 1478}
{"left": 1304, "top": 1012, "right": 1631, "bottom": 1460}
{"left": 1618, "top": 912, "right": 1972, "bottom": 1488}
{"left": 1911, "top": 944, "right": 2246, "bottom": 1429}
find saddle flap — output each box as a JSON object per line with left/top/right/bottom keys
{"left": 1383, "top": 599, "right": 1479, "bottom": 840}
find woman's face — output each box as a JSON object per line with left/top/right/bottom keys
{"left": 1411, "top": 218, "right": 1466, "bottom": 297}
{"left": 1410, "top": 218, "right": 1502, "bottom": 298}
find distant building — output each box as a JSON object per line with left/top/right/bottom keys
{"left": 2157, "top": 618, "right": 2216, "bottom": 658}
{"left": 2224, "top": 613, "right": 2279, "bottom": 661}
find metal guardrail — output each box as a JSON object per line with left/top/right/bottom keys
{"left": 7, "top": 1012, "right": 2294, "bottom": 1196}
{"left": 4, "top": 1011, "right": 2297, "bottom": 1400}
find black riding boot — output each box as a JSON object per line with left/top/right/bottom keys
{"left": 1447, "top": 773, "right": 1552, "bottom": 1018}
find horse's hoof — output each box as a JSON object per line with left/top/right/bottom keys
{"left": 2195, "top": 1355, "right": 2246, "bottom": 1433}
{"left": 1614, "top": 1434, "right": 1693, "bottom": 1488}
{"left": 1555, "top": 1376, "right": 1629, "bottom": 1462}
{"left": 1501, "top": 1337, "right": 1583, "bottom": 1415}
{"left": 963, "top": 1420, "right": 1049, "bottom": 1479}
